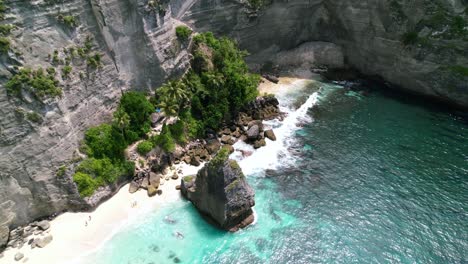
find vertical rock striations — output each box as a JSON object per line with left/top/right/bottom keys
{"left": 181, "top": 149, "right": 255, "bottom": 232}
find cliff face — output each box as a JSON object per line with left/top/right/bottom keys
{"left": 0, "top": 0, "right": 467, "bottom": 244}
{"left": 0, "top": 0, "right": 190, "bottom": 241}
{"left": 180, "top": 0, "right": 468, "bottom": 106}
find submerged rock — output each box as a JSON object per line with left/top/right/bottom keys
{"left": 181, "top": 148, "right": 255, "bottom": 231}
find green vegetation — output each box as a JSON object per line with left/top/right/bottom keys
{"left": 447, "top": 65, "right": 468, "bottom": 77}
{"left": 74, "top": 32, "right": 259, "bottom": 197}
{"left": 183, "top": 175, "right": 194, "bottom": 182}
{"left": 6, "top": 68, "right": 61, "bottom": 99}
{"left": 0, "top": 24, "right": 13, "bottom": 35}
{"left": 56, "top": 165, "right": 67, "bottom": 177}
{"left": 209, "top": 147, "right": 229, "bottom": 169}
{"left": 73, "top": 172, "right": 99, "bottom": 197}
{"left": 62, "top": 65, "right": 72, "bottom": 78}
{"left": 0, "top": 36, "right": 9, "bottom": 53}
{"left": 60, "top": 15, "right": 78, "bottom": 28}
{"left": 150, "top": 124, "right": 176, "bottom": 152}
{"left": 87, "top": 53, "right": 102, "bottom": 68}
{"left": 175, "top": 25, "right": 192, "bottom": 41}
{"left": 137, "top": 140, "right": 154, "bottom": 155}
{"left": 26, "top": 112, "right": 43, "bottom": 123}
{"left": 247, "top": 0, "right": 264, "bottom": 9}
{"left": 74, "top": 91, "right": 154, "bottom": 197}
{"left": 117, "top": 91, "right": 154, "bottom": 142}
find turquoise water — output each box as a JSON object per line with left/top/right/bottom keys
{"left": 88, "top": 81, "right": 468, "bottom": 264}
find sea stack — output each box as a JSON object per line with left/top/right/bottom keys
{"left": 181, "top": 148, "right": 255, "bottom": 232}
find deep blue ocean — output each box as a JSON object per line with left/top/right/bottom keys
{"left": 87, "top": 79, "right": 467, "bottom": 264}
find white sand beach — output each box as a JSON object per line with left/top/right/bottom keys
{"left": 0, "top": 163, "right": 203, "bottom": 264}
{"left": 258, "top": 77, "right": 314, "bottom": 95}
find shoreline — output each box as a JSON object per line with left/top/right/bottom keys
{"left": 0, "top": 77, "right": 306, "bottom": 264}
{"left": 0, "top": 163, "right": 204, "bottom": 264}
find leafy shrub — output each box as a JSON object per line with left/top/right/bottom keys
{"left": 26, "top": 112, "right": 43, "bottom": 123}
{"left": 6, "top": 68, "right": 62, "bottom": 99}
{"left": 56, "top": 165, "right": 67, "bottom": 177}
{"left": 0, "top": 24, "right": 13, "bottom": 35}
{"left": 0, "top": 36, "right": 9, "bottom": 53}
{"left": 137, "top": 140, "right": 154, "bottom": 155}
{"left": 87, "top": 53, "right": 102, "bottom": 68}
{"left": 73, "top": 172, "right": 99, "bottom": 197}
{"left": 83, "top": 124, "right": 126, "bottom": 160}
{"left": 62, "top": 65, "right": 72, "bottom": 78}
{"left": 62, "top": 15, "right": 78, "bottom": 28}
{"left": 76, "top": 158, "right": 134, "bottom": 184}
{"left": 151, "top": 125, "right": 175, "bottom": 152}
{"left": 117, "top": 91, "right": 154, "bottom": 142}
{"left": 175, "top": 25, "right": 192, "bottom": 41}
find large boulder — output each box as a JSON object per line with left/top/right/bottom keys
{"left": 246, "top": 125, "right": 260, "bottom": 140}
{"left": 33, "top": 220, "right": 50, "bottom": 231}
{"left": 205, "top": 139, "right": 221, "bottom": 154}
{"left": 34, "top": 235, "right": 53, "bottom": 248}
{"left": 181, "top": 149, "right": 255, "bottom": 231}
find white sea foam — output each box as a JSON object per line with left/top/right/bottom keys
{"left": 232, "top": 87, "right": 320, "bottom": 175}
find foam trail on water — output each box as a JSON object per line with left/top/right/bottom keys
{"left": 232, "top": 91, "right": 319, "bottom": 175}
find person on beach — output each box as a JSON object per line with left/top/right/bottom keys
{"left": 89, "top": 216, "right": 91, "bottom": 221}
{"left": 85, "top": 221, "right": 88, "bottom": 227}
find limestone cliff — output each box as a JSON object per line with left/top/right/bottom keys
{"left": 0, "top": 0, "right": 191, "bottom": 244}
{"left": 180, "top": 0, "right": 468, "bottom": 106}
{"left": 0, "top": 0, "right": 467, "bottom": 248}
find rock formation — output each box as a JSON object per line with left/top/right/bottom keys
{"left": 181, "top": 148, "right": 255, "bottom": 231}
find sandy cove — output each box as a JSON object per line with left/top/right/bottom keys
{"left": 0, "top": 77, "right": 306, "bottom": 264}
{"left": 0, "top": 163, "right": 203, "bottom": 264}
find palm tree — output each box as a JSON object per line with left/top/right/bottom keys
{"left": 157, "top": 80, "right": 190, "bottom": 116}
{"left": 112, "top": 107, "right": 130, "bottom": 140}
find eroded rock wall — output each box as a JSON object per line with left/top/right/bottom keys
{"left": 0, "top": 0, "right": 190, "bottom": 238}
{"left": 180, "top": 0, "right": 468, "bottom": 106}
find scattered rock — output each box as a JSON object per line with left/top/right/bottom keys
{"left": 263, "top": 74, "right": 279, "bottom": 84}
{"left": 190, "top": 156, "right": 201, "bottom": 166}
{"left": 220, "top": 135, "right": 234, "bottom": 145}
{"left": 14, "top": 252, "right": 24, "bottom": 261}
{"left": 147, "top": 186, "right": 158, "bottom": 197}
{"left": 129, "top": 181, "right": 139, "bottom": 193}
{"left": 254, "top": 139, "right": 266, "bottom": 149}
{"left": 33, "top": 221, "right": 50, "bottom": 231}
{"left": 140, "top": 177, "right": 149, "bottom": 190}
{"left": 149, "top": 173, "right": 161, "bottom": 189}
{"left": 175, "top": 185, "right": 181, "bottom": 190}
{"left": 34, "top": 235, "right": 53, "bottom": 248}
{"left": 173, "top": 257, "right": 181, "bottom": 263}
{"left": 264, "top": 129, "right": 276, "bottom": 141}
{"left": 171, "top": 173, "right": 179, "bottom": 180}
{"left": 247, "top": 125, "right": 260, "bottom": 140}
